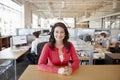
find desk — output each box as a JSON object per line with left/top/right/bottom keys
{"left": 79, "top": 51, "right": 111, "bottom": 65}
{"left": 0, "top": 46, "right": 30, "bottom": 80}
{"left": 19, "top": 65, "right": 120, "bottom": 80}
{"left": 77, "top": 47, "right": 111, "bottom": 64}
{"left": 105, "top": 53, "right": 120, "bottom": 64}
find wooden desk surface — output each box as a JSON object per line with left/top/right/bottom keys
{"left": 0, "top": 46, "right": 30, "bottom": 59}
{"left": 106, "top": 53, "right": 120, "bottom": 59}
{"left": 19, "top": 65, "right": 120, "bottom": 80}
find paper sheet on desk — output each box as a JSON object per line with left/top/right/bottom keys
{"left": 11, "top": 49, "right": 21, "bottom": 52}
{"left": 11, "top": 46, "right": 29, "bottom": 52}
{"left": 20, "top": 48, "right": 28, "bottom": 51}
{"left": 19, "top": 46, "right": 30, "bottom": 50}
{"left": 94, "top": 53, "right": 105, "bottom": 59}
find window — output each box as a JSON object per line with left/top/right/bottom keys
{"left": 32, "top": 14, "right": 38, "bottom": 28}
{"left": 40, "top": 18, "right": 75, "bottom": 29}
{"left": 103, "top": 16, "right": 120, "bottom": 29}
{"left": 0, "top": 0, "right": 23, "bottom": 35}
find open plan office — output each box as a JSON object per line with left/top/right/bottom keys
{"left": 0, "top": 0, "right": 120, "bottom": 80}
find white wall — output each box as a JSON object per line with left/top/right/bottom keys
{"left": 24, "top": 2, "right": 32, "bottom": 28}
{"left": 89, "top": 19, "right": 102, "bottom": 29}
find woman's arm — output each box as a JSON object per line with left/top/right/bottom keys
{"left": 105, "top": 40, "right": 110, "bottom": 51}
{"left": 37, "top": 43, "right": 58, "bottom": 73}
{"left": 69, "top": 42, "right": 80, "bottom": 70}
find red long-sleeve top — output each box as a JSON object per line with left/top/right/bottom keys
{"left": 38, "top": 42, "right": 80, "bottom": 73}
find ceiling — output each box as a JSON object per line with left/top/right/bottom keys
{"left": 20, "top": 0, "right": 120, "bottom": 18}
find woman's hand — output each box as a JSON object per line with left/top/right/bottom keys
{"left": 64, "top": 66, "right": 73, "bottom": 76}
{"left": 58, "top": 66, "right": 73, "bottom": 75}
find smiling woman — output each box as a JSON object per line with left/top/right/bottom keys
{"left": 38, "top": 22, "right": 80, "bottom": 76}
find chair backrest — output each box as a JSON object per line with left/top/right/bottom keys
{"left": 84, "top": 35, "right": 92, "bottom": 42}
{"left": 115, "top": 42, "right": 120, "bottom": 53}
{"left": 36, "top": 42, "right": 48, "bottom": 64}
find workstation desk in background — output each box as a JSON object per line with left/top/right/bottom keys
{"left": 19, "top": 65, "right": 120, "bottom": 80}
{"left": 0, "top": 46, "right": 30, "bottom": 80}
{"left": 105, "top": 53, "right": 120, "bottom": 64}
{"left": 78, "top": 48, "right": 112, "bottom": 65}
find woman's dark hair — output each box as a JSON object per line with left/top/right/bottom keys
{"left": 100, "top": 32, "right": 107, "bottom": 38}
{"left": 49, "top": 22, "right": 70, "bottom": 52}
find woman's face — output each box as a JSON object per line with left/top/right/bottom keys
{"left": 54, "top": 26, "right": 65, "bottom": 42}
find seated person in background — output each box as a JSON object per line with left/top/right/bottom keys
{"left": 27, "top": 31, "right": 41, "bottom": 64}
{"left": 31, "top": 31, "right": 41, "bottom": 55}
{"left": 99, "top": 32, "right": 110, "bottom": 51}
{"left": 38, "top": 22, "right": 80, "bottom": 76}
{"left": 84, "top": 34, "right": 92, "bottom": 45}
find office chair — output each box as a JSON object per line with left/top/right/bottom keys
{"left": 115, "top": 42, "right": 120, "bottom": 53}
{"left": 36, "top": 42, "right": 48, "bottom": 64}
{"left": 26, "top": 52, "right": 37, "bottom": 64}
{"left": 84, "top": 35, "right": 92, "bottom": 42}
{"left": 0, "top": 60, "right": 13, "bottom": 80}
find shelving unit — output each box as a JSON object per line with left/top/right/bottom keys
{"left": 0, "top": 36, "right": 11, "bottom": 51}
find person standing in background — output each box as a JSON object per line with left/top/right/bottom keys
{"left": 38, "top": 22, "right": 79, "bottom": 76}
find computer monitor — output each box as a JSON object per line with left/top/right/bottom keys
{"left": 42, "top": 29, "right": 50, "bottom": 34}
{"left": 77, "top": 28, "right": 95, "bottom": 40}
{"left": 12, "top": 35, "right": 27, "bottom": 46}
